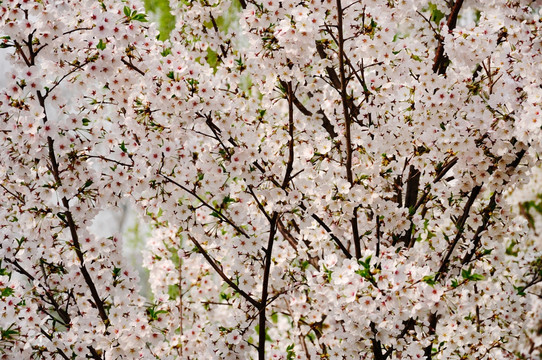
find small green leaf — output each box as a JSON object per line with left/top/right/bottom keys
{"left": 161, "top": 47, "right": 172, "bottom": 57}
{"left": 422, "top": 275, "right": 436, "bottom": 286}
{"left": 427, "top": 3, "right": 445, "bottom": 24}
{"left": 286, "top": 343, "right": 296, "bottom": 360}
{"left": 481, "top": 248, "right": 493, "bottom": 256}
{"left": 1, "top": 326, "right": 19, "bottom": 339}
{"left": 119, "top": 141, "right": 127, "bottom": 153}
{"left": 96, "top": 39, "right": 106, "bottom": 50}
{"left": 461, "top": 267, "right": 485, "bottom": 281}
{"left": 133, "top": 13, "right": 148, "bottom": 22}
{"left": 514, "top": 285, "right": 526, "bottom": 296}
{"left": 82, "top": 118, "right": 90, "bottom": 126}
{"left": 506, "top": 240, "right": 519, "bottom": 256}
{"left": 1, "top": 287, "right": 14, "bottom": 297}
{"left": 123, "top": 6, "right": 131, "bottom": 17}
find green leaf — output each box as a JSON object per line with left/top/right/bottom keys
{"left": 133, "top": 13, "right": 148, "bottom": 22}
{"left": 422, "top": 275, "right": 436, "bottom": 286}
{"left": 286, "top": 344, "right": 296, "bottom": 360}
{"left": 427, "top": 3, "right": 445, "bottom": 24}
{"left": 96, "top": 39, "right": 106, "bottom": 50}
{"left": 514, "top": 285, "right": 526, "bottom": 296}
{"left": 470, "top": 273, "right": 485, "bottom": 281}
{"left": 123, "top": 6, "right": 131, "bottom": 17}
{"left": 82, "top": 179, "right": 93, "bottom": 189}
{"left": 1, "top": 287, "right": 14, "bottom": 297}
{"left": 506, "top": 240, "right": 519, "bottom": 256}
{"left": 461, "top": 267, "right": 485, "bottom": 281}
{"left": 119, "top": 141, "right": 127, "bottom": 153}
{"left": 481, "top": 248, "right": 493, "bottom": 256}
{"left": 82, "top": 118, "right": 90, "bottom": 126}
{"left": 223, "top": 195, "right": 235, "bottom": 204}
{"left": 1, "top": 326, "right": 19, "bottom": 339}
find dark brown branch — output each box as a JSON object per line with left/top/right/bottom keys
{"left": 375, "top": 215, "right": 381, "bottom": 257}
{"left": 87, "top": 346, "right": 103, "bottom": 360}
{"left": 41, "top": 90, "right": 109, "bottom": 325}
{"left": 278, "top": 68, "right": 337, "bottom": 139}
{"left": 189, "top": 235, "right": 260, "bottom": 308}
{"left": 397, "top": 165, "right": 420, "bottom": 247}
{"left": 432, "top": 0, "right": 464, "bottom": 74}
{"left": 413, "top": 156, "right": 459, "bottom": 214}
{"left": 160, "top": 173, "right": 250, "bottom": 238}
{"left": 61, "top": 201, "right": 109, "bottom": 324}
{"left": 435, "top": 184, "right": 481, "bottom": 280}
{"left": 282, "top": 81, "right": 295, "bottom": 189}
{"left": 0, "top": 184, "right": 25, "bottom": 203}
{"left": 81, "top": 154, "right": 134, "bottom": 168}
{"left": 258, "top": 212, "right": 279, "bottom": 360}
{"left": 277, "top": 218, "right": 298, "bottom": 250}
{"left": 315, "top": 41, "right": 341, "bottom": 89}
{"left": 423, "top": 312, "right": 439, "bottom": 360}
{"left": 251, "top": 161, "right": 351, "bottom": 258}
{"left": 404, "top": 166, "right": 421, "bottom": 211}
{"left": 13, "top": 40, "right": 32, "bottom": 67}
{"left": 370, "top": 321, "right": 387, "bottom": 360}
{"left": 317, "top": 110, "right": 338, "bottom": 138}
{"left": 461, "top": 192, "right": 497, "bottom": 265}
{"left": 40, "top": 329, "right": 71, "bottom": 360}
{"left": 121, "top": 58, "right": 145, "bottom": 76}
{"left": 247, "top": 185, "right": 272, "bottom": 223}
{"left": 44, "top": 60, "right": 91, "bottom": 98}
{"left": 279, "top": 79, "right": 312, "bottom": 116}
{"left": 277, "top": 218, "right": 320, "bottom": 270}
{"left": 308, "top": 211, "right": 352, "bottom": 259}
{"left": 209, "top": 12, "right": 228, "bottom": 59}
{"left": 8, "top": 258, "right": 101, "bottom": 359}
{"left": 461, "top": 148, "right": 525, "bottom": 265}
{"left": 336, "top": 0, "right": 361, "bottom": 259}
{"left": 434, "top": 156, "right": 458, "bottom": 183}
{"left": 62, "top": 27, "right": 93, "bottom": 35}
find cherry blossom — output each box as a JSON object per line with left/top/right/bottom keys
{"left": 1, "top": 0, "right": 542, "bottom": 359}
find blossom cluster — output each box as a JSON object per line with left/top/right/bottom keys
{"left": 1, "top": 0, "right": 541, "bottom": 359}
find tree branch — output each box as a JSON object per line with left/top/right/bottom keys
{"left": 188, "top": 234, "right": 260, "bottom": 308}
{"left": 432, "top": 0, "right": 464, "bottom": 74}
{"left": 335, "top": 0, "right": 361, "bottom": 259}
{"left": 435, "top": 184, "right": 481, "bottom": 280}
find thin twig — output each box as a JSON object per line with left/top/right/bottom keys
{"left": 159, "top": 173, "right": 250, "bottom": 238}
{"left": 188, "top": 234, "right": 260, "bottom": 308}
